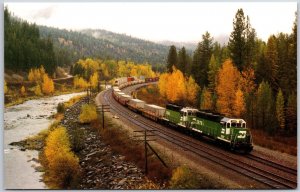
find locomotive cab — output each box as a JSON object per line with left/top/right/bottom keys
{"left": 220, "top": 118, "right": 253, "bottom": 153}
{"left": 179, "top": 107, "right": 198, "bottom": 128}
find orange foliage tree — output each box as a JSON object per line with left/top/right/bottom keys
{"left": 216, "top": 59, "right": 240, "bottom": 116}
{"left": 42, "top": 74, "right": 55, "bottom": 95}
{"left": 200, "top": 87, "right": 212, "bottom": 111}
{"left": 233, "top": 89, "right": 245, "bottom": 117}
{"left": 158, "top": 66, "right": 199, "bottom": 105}
{"left": 185, "top": 76, "right": 200, "bottom": 106}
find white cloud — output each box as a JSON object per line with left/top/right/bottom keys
{"left": 5, "top": 2, "right": 297, "bottom": 42}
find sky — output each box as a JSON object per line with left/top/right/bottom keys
{"left": 4, "top": 2, "right": 297, "bottom": 43}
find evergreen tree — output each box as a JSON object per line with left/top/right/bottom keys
{"left": 228, "top": 9, "right": 246, "bottom": 71}
{"left": 177, "top": 47, "right": 188, "bottom": 75}
{"left": 191, "top": 32, "right": 213, "bottom": 87}
{"left": 167, "top": 45, "right": 178, "bottom": 73}
{"left": 288, "top": 12, "right": 297, "bottom": 95}
{"left": 228, "top": 8, "right": 257, "bottom": 71}
{"left": 286, "top": 92, "right": 296, "bottom": 134}
{"left": 207, "top": 54, "right": 219, "bottom": 92}
{"left": 256, "top": 81, "right": 277, "bottom": 135}
{"left": 264, "top": 35, "right": 279, "bottom": 92}
{"left": 276, "top": 88, "right": 285, "bottom": 131}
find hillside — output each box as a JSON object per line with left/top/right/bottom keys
{"left": 39, "top": 26, "right": 170, "bottom": 67}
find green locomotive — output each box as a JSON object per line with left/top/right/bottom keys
{"left": 164, "top": 104, "right": 253, "bottom": 153}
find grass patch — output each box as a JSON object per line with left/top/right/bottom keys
{"left": 251, "top": 129, "right": 297, "bottom": 156}
{"left": 64, "top": 94, "right": 86, "bottom": 108}
{"left": 92, "top": 114, "right": 172, "bottom": 186}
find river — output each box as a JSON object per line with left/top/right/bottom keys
{"left": 4, "top": 92, "right": 85, "bottom": 189}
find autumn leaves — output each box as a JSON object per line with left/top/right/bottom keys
{"left": 158, "top": 66, "right": 199, "bottom": 106}
{"left": 159, "top": 59, "right": 253, "bottom": 119}
{"left": 28, "top": 65, "right": 54, "bottom": 95}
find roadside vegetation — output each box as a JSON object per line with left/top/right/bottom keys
{"left": 88, "top": 102, "right": 226, "bottom": 189}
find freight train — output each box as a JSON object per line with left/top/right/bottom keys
{"left": 112, "top": 77, "right": 253, "bottom": 153}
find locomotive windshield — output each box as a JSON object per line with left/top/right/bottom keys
{"left": 221, "top": 118, "right": 247, "bottom": 128}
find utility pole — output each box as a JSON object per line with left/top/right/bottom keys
{"left": 133, "top": 129, "right": 168, "bottom": 175}
{"left": 97, "top": 104, "right": 110, "bottom": 129}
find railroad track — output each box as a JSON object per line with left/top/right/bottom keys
{"left": 98, "top": 84, "right": 297, "bottom": 189}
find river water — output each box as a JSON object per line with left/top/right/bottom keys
{"left": 4, "top": 92, "right": 84, "bottom": 189}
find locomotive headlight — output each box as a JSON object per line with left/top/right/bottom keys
{"left": 237, "top": 130, "right": 246, "bottom": 138}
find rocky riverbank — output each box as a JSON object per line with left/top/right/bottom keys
{"left": 60, "top": 97, "right": 146, "bottom": 189}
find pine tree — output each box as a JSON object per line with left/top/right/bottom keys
{"left": 265, "top": 35, "right": 279, "bottom": 92}
{"left": 177, "top": 47, "right": 188, "bottom": 75}
{"left": 286, "top": 92, "right": 296, "bottom": 133}
{"left": 167, "top": 45, "right": 178, "bottom": 73}
{"left": 228, "top": 9, "right": 257, "bottom": 71}
{"left": 207, "top": 54, "right": 219, "bottom": 92}
{"left": 191, "top": 32, "right": 213, "bottom": 87}
{"left": 276, "top": 88, "right": 285, "bottom": 131}
{"left": 228, "top": 9, "right": 246, "bottom": 71}
{"left": 256, "top": 81, "right": 277, "bottom": 134}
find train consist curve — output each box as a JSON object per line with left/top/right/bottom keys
{"left": 112, "top": 76, "right": 253, "bottom": 153}
{"left": 97, "top": 78, "right": 297, "bottom": 189}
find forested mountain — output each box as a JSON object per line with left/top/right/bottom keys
{"left": 4, "top": 8, "right": 56, "bottom": 75}
{"left": 156, "top": 40, "right": 197, "bottom": 51}
{"left": 39, "top": 26, "right": 170, "bottom": 68}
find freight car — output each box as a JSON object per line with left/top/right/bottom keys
{"left": 112, "top": 78, "right": 253, "bottom": 153}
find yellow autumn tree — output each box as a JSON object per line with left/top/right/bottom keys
{"left": 74, "top": 76, "right": 89, "bottom": 89}
{"left": 185, "top": 76, "right": 200, "bottom": 105}
{"left": 40, "top": 65, "right": 46, "bottom": 77}
{"left": 158, "top": 73, "right": 169, "bottom": 98}
{"left": 4, "top": 81, "right": 8, "bottom": 94}
{"left": 89, "top": 72, "right": 98, "bottom": 89}
{"left": 44, "top": 126, "right": 80, "bottom": 188}
{"left": 233, "top": 89, "right": 245, "bottom": 117}
{"left": 28, "top": 69, "right": 35, "bottom": 82}
{"left": 200, "top": 87, "right": 213, "bottom": 111}
{"left": 20, "top": 86, "right": 26, "bottom": 96}
{"left": 216, "top": 59, "right": 240, "bottom": 116}
{"left": 166, "top": 67, "right": 186, "bottom": 103}
{"left": 79, "top": 104, "right": 97, "bottom": 123}
{"left": 34, "top": 68, "right": 41, "bottom": 82}
{"left": 28, "top": 66, "right": 46, "bottom": 82}
{"left": 130, "top": 67, "right": 138, "bottom": 77}
{"left": 42, "top": 74, "right": 54, "bottom": 95}
{"left": 34, "top": 84, "right": 43, "bottom": 96}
